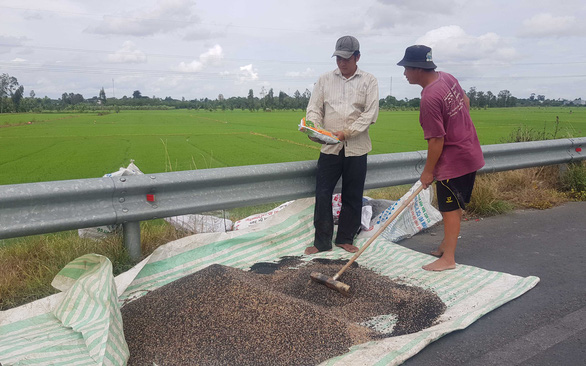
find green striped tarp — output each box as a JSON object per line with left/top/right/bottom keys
{"left": 0, "top": 197, "right": 539, "bottom": 366}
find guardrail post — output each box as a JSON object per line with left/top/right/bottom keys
{"left": 123, "top": 221, "right": 141, "bottom": 261}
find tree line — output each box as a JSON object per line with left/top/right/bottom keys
{"left": 1, "top": 73, "right": 584, "bottom": 114}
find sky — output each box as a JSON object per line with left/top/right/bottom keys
{"left": 1, "top": 0, "right": 585, "bottom": 102}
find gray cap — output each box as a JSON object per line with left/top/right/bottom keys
{"left": 332, "top": 35, "right": 360, "bottom": 59}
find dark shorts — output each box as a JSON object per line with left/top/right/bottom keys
{"left": 436, "top": 172, "right": 477, "bottom": 212}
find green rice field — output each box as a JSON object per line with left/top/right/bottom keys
{"left": 1, "top": 107, "right": 584, "bottom": 186}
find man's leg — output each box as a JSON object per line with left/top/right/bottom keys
{"left": 423, "top": 209, "right": 461, "bottom": 271}
{"left": 305, "top": 152, "right": 343, "bottom": 255}
{"left": 335, "top": 154, "right": 367, "bottom": 253}
{"left": 425, "top": 172, "right": 476, "bottom": 268}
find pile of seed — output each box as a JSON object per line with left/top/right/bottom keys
{"left": 121, "top": 257, "right": 445, "bottom": 366}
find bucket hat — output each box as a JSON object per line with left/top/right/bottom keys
{"left": 397, "top": 45, "right": 437, "bottom": 69}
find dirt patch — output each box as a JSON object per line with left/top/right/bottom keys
{"left": 122, "top": 257, "right": 445, "bottom": 366}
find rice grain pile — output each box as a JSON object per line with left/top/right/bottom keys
{"left": 121, "top": 257, "right": 445, "bottom": 365}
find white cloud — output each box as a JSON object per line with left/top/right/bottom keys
{"left": 0, "top": 36, "right": 27, "bottom": 54}
{"left": 368, "top": 0, "right": 465, "bottom": 29}
{"left": 11, "top": 58, "right": 27, "bottom": 63}
{"left": 106, "top": 41, "right": 147, "bottom": 64}
{"left": 416, "top": 25, "right": 518, "bottom": 63}
{"left": 377, "top": 0, "right": 463, "bottom": 14}
{"left": 176, "top": 45, "right": 224, "bottom": 72}
{"left": 85, "top": 0, "right": 199, "bottom": 36}
{"left": 237, "top": 64, "right": 259, "bottom": 83}
{"left": 519, "top": 13, "right": 578, "bottom": 37}
{"left": 286, "top": 68, "right": 315, "bottom": 78}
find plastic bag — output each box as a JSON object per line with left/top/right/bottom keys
{"left": 298, "top": 117, "right": 340, "bottom": 145}
{"left": 165, "top": 214, "right": 233, "bottom": 234}
{"left": 78, "top": 161, "right": 143, "bottom": 240}
{"left": 332, "top": 194, "right": 372, "bottom": 231}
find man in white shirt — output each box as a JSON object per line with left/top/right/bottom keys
{"left": 304, "top": 35, "right": 379, "bottom": 255}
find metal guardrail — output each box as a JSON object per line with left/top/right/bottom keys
{"left": 1, "top": 138, "right": 584, "bottom": 260}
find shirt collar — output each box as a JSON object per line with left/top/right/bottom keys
{"left": 334, "top": 66, "right": 362, "bottom": 80}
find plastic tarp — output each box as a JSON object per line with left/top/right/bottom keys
{"left": 0, "top": 185, "right": 539, "bottom": 366}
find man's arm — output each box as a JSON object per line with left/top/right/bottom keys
{"left": 306, "top": 78, "right": 325, "bottom": 127}
{"left": 305, "top": 77, "right": 327, "bottom": 143}
{"left": 421, "top": 137, "right": 444, "bottom": 188}
{"left": 463, "top": 93, "right": 470, "bottom": 110}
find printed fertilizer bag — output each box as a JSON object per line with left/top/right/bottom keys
{"left": 298, "top": 117, "right": 340, "bottom": 145}
{"left": 78, "top": 161, "right": 144, "bottom": 240}
{"left": 359, "top": 181, "right": 442, "bottom": 242}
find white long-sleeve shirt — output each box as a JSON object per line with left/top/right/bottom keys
{"left": 306, "top": 67, "right": 379, "bottom": 156}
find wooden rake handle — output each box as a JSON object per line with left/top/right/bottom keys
{"left": 332, "top": 183, "right": 426, "bottom": 281}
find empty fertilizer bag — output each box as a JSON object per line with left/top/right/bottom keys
{"left": 298, "top": 117, "right": 340, "bottom": 145}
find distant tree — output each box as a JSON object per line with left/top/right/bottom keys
{"left": 70, "top": 93, "right": 84, "bottom": 105}
{"left": 267, "top": 88, "right": 275, "bottom": 109}
{"left": 1, "top": 73, "right": 19, "bottom": 113}
{"left": 11, "top": 85, "right": 24, "bottom": 112}
{"left": 476, "top": 91, "right": 486, "bottom": 108}
{"left": 133, "top": 90, "right": 142, "bottom": 99}
{"left": 99, "top": 87, "right": 107, "bottom": 104}
{"left": 498, "top": 90, "right": 512, "bottom": 107}
{"left": 302, "top": 89, "right": 311, "bottom": 109}
{"left": 29, "top": 90, "right": 35, "bottom": 98}
{"left": 278, "top": 91, "right": 288, "bottom": 109}
{"left": 486, "top": 91, "right": 495, "bottom": 107}
{"left": 61, "top": 92, "right": 70, "bottom": 105}
{"left": 467, "top": 86, "right": 477, "bottom": 107}
{"left": 247, "top": 89, "right": 254, "bottom": 111}
{"left": 293, "top": 90, "right": 301, "bottom": 109}
{"left": 408, "top": 97, "right": 421, "bottom": 108}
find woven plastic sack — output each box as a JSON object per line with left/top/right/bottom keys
{"left": 363, "top": 181, "right": 442, "bottom": 242}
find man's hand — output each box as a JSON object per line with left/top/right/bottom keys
{"left": 308, "top": 136, "right": 325, "bottom": 144}
{"left": 332, "top": 131, "right": 345, "bottom": 141}
{"left": 420, "top": 170, "right": 434, "bottom": 189}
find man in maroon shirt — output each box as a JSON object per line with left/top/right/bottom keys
{"left": 398, "top": 45, "right": 485, "bottom": 271}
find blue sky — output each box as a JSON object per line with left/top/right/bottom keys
{"left": 1, "top": 0, "right": 585, "bottom": 101}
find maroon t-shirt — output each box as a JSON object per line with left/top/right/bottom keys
{"left": 420, "top": 72, "right": 485, "bottom": 180}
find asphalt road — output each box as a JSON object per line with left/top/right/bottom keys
{"left": 400, "top": 201, "right": 586, "bottom": 366}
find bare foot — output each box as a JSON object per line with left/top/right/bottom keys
{"left": 422, "top": 257, "right": 456, "bottom": 271}
{"left": 304, "top": 246, "right": 331, "bottom": 255}
{"left": 431, "top": 241, "right": 446, "bottom": 257}
{"left": 335, "top": 244, "right": 359, "bottom": 253}
{"left": 430, "top": 248, "right": 444, "bottom": 257}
